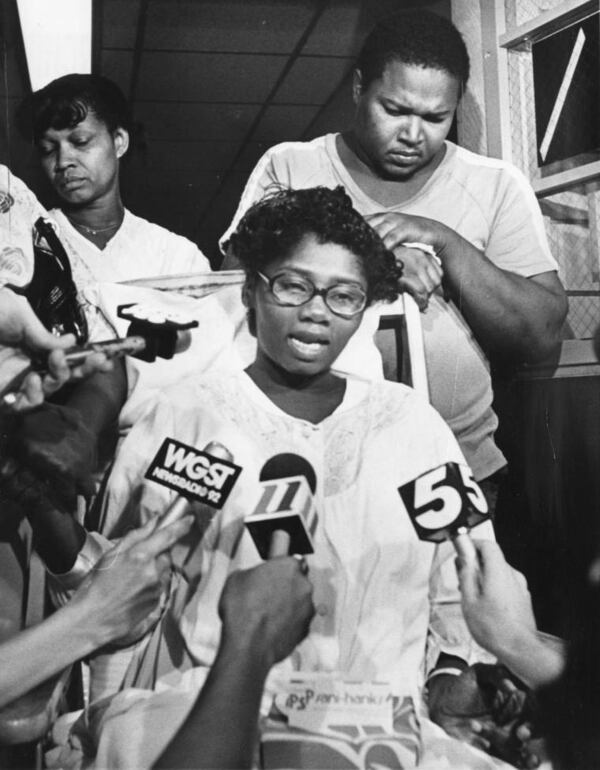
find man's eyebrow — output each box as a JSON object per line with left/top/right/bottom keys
{"left": 380, "top": 97, "right": 451, "bottom": 118}
{"left": 423, "top": 109, "right": 452, "bottom": 119}
{"left": 380, "top": 96, "right": 408, "bottom": 109}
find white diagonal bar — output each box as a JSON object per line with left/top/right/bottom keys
{"left": 540, "top": 27, "right": 586, "bottom": 162}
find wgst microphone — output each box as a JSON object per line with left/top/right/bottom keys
{"left": 144, "top": 438, "right": 242, "bottom": 529}
{"left": 398, "top": 462, "right": 490, "bottom": 564}
{"left": 245, "top": 453, "right": 318, "bottom": 559}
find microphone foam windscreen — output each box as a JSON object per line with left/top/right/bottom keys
{"left": 259, "top": 453, "right": 317, "bottom": 493}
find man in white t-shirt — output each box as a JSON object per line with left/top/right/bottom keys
{"left": 220, "top": 10, "right": 568, "bottom": 493}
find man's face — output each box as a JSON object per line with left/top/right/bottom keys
{"left": 352, "top": 59, "right": 460, "bottom": 181}
{"left": 37, "top": 112, "right": 128, "bottom": 207}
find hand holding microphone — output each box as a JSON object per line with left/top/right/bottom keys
{"left": 457, "top": 540, "right": 536, "bottom": 652}
{"left": 402, "top": 465, "right": 563, "bottom": 689}
{"left": 219, "top": 558, "right": 315, "bottom": 666}
{"left": 0, "top": 342, "right": 112, "bottom": 412}
{"left": 398, "top": 461, "right": 489, "bottom": 560}
{"left": 1, "top": 301, "right": 199, "bottom": 408}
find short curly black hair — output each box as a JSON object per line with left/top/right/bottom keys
{"left": 17, "top": 74, "right": 132, "bottom": 145}
{"left": 357, "top": 10, "right": 469, "bottom": 90}
{"left": 229, "top": 185, "right": 401, "bottom": 306}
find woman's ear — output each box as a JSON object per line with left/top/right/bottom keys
{"left": 352, "top": 69, "right": 364, "bottom": 105}
{"left": 113, "top": 127, "right": 130, "bottom": 159}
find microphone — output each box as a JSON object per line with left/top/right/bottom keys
{"left": 398, "top": 461, "right": 490, "bottom": 564}
{"left": 145, "top": 438, "right": 241, "bottom": 529}
{"left": 1, "top": 305, "right": 198, "bottom": 406}
{"left": 245, "top": 453, "right": 318, "bottom": 559}
{"left": 116, "top": 303, "right": 198, "bottom": 362}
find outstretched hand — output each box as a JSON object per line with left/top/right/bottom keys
{"left": 456, "top": 539, "right": 537, "bottom": 660}
{"left": 72, "top": 515, "right": 194, "bottom": 647}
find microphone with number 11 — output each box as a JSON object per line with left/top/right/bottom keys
{"left": 245, "top": 453, "right": 318, "bottom": 559}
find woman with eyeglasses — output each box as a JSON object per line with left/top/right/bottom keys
{"left": 56, "top": 187, "right": 505, "bottom": 769}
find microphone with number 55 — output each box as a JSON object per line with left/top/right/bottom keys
{"left": 398, "top": 462, "right": 490, "bottom": 565}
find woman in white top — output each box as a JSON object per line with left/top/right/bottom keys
{"left": 76, "top": 185, "right": 514, "bottom": 769}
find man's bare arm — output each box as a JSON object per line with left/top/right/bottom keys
{"left": 368, "top": 212, "right": 567, "bottom": 362}
{"left": 154, "top": 559, "right": 314, "bottom": 769}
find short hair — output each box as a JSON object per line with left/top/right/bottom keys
{"left": 357, "top": 10, "right": 470, "bottom": 90}
{"left": 17, "top": 74, "right": 132, "bottom": 144}
{"left": 229, "top": 186, "right": 401, "bottom": 306}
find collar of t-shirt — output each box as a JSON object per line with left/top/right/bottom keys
{"left": 327, "top": 133, "right": 456, "bottom": 212}
{"left": 239, "top": 370, "right": 370, "bottom": 424}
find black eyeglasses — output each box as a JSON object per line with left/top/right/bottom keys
{"left": 257, "top": 271, "right": 367, "bottom": 318}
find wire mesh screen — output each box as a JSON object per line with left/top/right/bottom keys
{"left": 505, "top": 0, "right": 568, "bottom": 29}
{"left": 506, "top": 43, "right": 539, "bottom": 180}
{"left": 540, "top": 184, "right": 600, "bottom": 337}
{"left": 504, "top": 0, "right": 600, "bottom": 338}
{"left": 566, "top": 295, "right": 600, "bottom": 338}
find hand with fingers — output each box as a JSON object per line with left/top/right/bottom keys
{"left": 70, "top": 515, "right": 194, "bottom": 648}
{"left": 365, "top": 211, "right": 447, "bottom": 310}
{"left": 154, "top": 556, "right": 314, "bottom": 769}
{"left": 4, "top": 347, "right": 112, "bottom": 412}
{"left": 0, "top": 289, "right": 112, "bottom": 412}
{"left": 451, "top": 540, "right": 565, "bottom": 766}
{"left": 1, "top": 344, "right": 113, "bottom": 415}
{"left": 456, "top": 540, "right": 564, "bottom": 690}
{"left": 471, "top": 716, "right": 546, "bottom": 769}
{"left": 0, "top": 289, "right": 70, "bottom": 351}
{"left": 472, "top": 663, "right": 543, "bottom": 768}
{"left": 218, "top": 557, "right": 315, "bottom": 667}
{"left": 456, "top": 539, "right": 537, "bottom": 661}
{"left": 427, "top": 663, "right": 542, "bottom": 768}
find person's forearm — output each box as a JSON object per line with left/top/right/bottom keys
{"left": 62, "top": 359, "right": 127, "bottom": 438}
{"left": 493, "top": 629, "right": 565, "bottom": 691}
{"left": 0, "top": 596, "right": 106, "bottom": 708}
{"left": 1, "top": 461, "right": 87, "bottom": 573}
{"left": 27, "top": 502, "right": 86, "bottom": 574}
{"left": 154, "top": 633, "right": 272, "bottom": 769}
{"left": 439, "top": 231, "right": 567, "bottom": 362}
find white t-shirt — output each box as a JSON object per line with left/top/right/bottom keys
{"left": 220, "top": 135, "right": 559, "bottom": 480}
{"left": 50, "top": 208, "right": 209, "bottom": 284}
{"left": 49, "top": 208, "right": 210, "bottom": 341}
